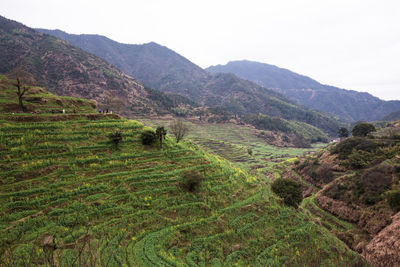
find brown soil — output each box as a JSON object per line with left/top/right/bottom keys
{"left": 364, "top": 212, "right": 400, "bottom": 266}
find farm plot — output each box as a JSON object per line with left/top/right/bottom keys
{"left": 0, "top": 116, "right": 361, "bottom": 265}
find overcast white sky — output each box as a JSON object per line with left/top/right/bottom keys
{"left": 2, "top": 0, "right": 400, "bottom": 100}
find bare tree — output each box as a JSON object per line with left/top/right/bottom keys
{"left": 169, "top": 119, "right": 189, "bottom": 143}
{"left": 7, "top": 68, "right": 36, "bottom": 112}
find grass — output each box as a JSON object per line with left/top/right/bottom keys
{"left": 140, "top": 119, "right": 323, "bottom": 180}
{"left": 0, "top": 75, "right": 96, "bottom": 114}
{"left": 0, "top": 114, "right": 363, "bottom": 266}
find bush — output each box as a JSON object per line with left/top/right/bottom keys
{"left": 271, "top": 178, "right": 303, "bottom": 208}
{"left": 387, "top": 191, "right": 400, "bottom": 211}
{"left": 180, "top": 171, "right": 204, "bottom": 193}
{"left": 332, "top": 137, "right": 379, "bottom": 160}
{"left": 352, "top": 123, "right": 376, "bottom": 137}
{"left": 338, "top": 127, "right": 349, "bottom": 138}
{"left": 108, "top": 130, "right": 123, "bottom": 146}
{"left": 140, "top": 130, "right": 157, "bottom": 145}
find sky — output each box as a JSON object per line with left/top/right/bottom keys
{"left": 1, "top": 0, "right": 400, "bottom": 100}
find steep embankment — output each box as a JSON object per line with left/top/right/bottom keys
{"left": 288, "top": 123, "right": 400, "bottom": 266}
{"left": 206, "top": 60, "right": 400, "bottom": 122}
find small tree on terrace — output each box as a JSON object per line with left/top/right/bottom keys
{"left": 156, "top": 126, "right": 167, "bottom": 148}
{"left": 169, "top": 119, "right": 189, "bottom": 143}
{"left": 7, "top": 68, "right": 36, "bottom": 112}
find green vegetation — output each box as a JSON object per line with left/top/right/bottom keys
{"left": 0, "top": 76, "right": 96, "bottom": 114}
{"left": 108, "top": 130, "right": 123, "bottom": 148}
{"left": 140, "top": 130, "right": 157, "bottom": 145}
{"left": 387, "top": 190, "right": 400, "bottom": 212}
{"left": 180, "top": 170, "right": 204, "bottom": 193}
{"left": 271, "top": 178, "right": 303, "bottom": 208}
{"left": 352, "top": 122, "right": 376, "bottom": 137}
{"left": 243, "top": 113, "right": 329, "bottom": 143}
{"left": 0, "top": 114, "right": 362, "bottom": 265}
{"left": 338, "top": 127, "right": 349, "bottom": 138}
{"left": 155, "top": 126, "right": 167, "bottom": 148}
{"left": 141, "top": 119, "right": 323, "bottom": 177}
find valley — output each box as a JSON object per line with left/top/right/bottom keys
{"left": 1, "top": 12, "right": 399, "bottom": 266}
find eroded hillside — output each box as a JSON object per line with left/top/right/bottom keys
{"left": 287, "top": 122, "right": 400, "bottom": 266}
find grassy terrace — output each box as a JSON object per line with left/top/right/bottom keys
{"left": 140, "top": 119, "right": 323, "bottom": 179}
{"left": 0, "top": 114, "right": 362, "bottom": 266}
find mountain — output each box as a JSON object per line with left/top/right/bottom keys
{"left": 36, "top": 29, "right": 340, "bottom": 136}
{"left": 381, "top": 109, "right": 400, "bottom": 122}
{"left": 0, "top": 16, "right": 195, "bottom": 116}
{"left": 37, "top": 29, "right": 210, "bottom": 99}
{"left": 206, "top": 60, "right": 400, "bottom": 122}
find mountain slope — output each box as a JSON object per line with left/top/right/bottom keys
{"left": 206, "top": 60, "right": 400, "bottom": 122}
{"left": 289, "top": 123, "right": 400, "bottom": 266}
{"left": 37, "top": 29, "right": 210, "bottom": 99}
{"left": 381, "top": 109, "right": 400, "bottom": 122}
{"left": 0, "top": 16, "right": 196, "bottom": 116}
{"left": 0, "top": 102, "right": 363, "bottom": 265}
{"left": 36, "top": 29, "right": 340, "bottom": 136}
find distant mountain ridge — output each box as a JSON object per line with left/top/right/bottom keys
{"left": 381, "top": 109, "right": 400, "bottom": 122}
{"left": 0, "top": 16, "right": 195, "bottom": 116}
{"left": 37, "top": 29, "right": 210, "bottom": 99}
{"left": 206, "top": 60, "right": 400, "bottom": 122}
{"left": 36, "top": 28, "right": 340, "bottom": 136}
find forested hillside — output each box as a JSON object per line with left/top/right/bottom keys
{"left": 206, "top": 60, "right": 400, "bottom": 122}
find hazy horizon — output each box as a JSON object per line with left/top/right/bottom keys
{"left": 1, "top": 0, "right": 399, "bottom": 100}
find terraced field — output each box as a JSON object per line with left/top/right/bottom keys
{"left": 0, "top": 115, "right": 363, "bottom": 265}
{"left": 0, "top": 75, "right": 96, "bottom": 115}
{"left": 140, "top": 119, "right": 322, "bottom": 177}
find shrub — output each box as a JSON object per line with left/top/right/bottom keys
{"left": 180, "top": 170, "right": 204, "bottom": 193}
{"left": 140, "top": 130, "right": 157, "bottom": 145}
{"left": 347, "top": 149, "right": 385, "bottom": 169}
{"left": 338, "top": 127, "right": 349, "bottom": 138}
{"left": 387, "top": 191, "right": 400, "bottom": 211}
{"left": 352, "top": 123, "right": 376, "bottom": 137}
{"left": 271, "top": 178, "right": 303, "bottom": 208}
{"left": 108, "top": 130, "right": 122, "bottom": 147}
{"left": 332, "top": 137, "right": 378, "bottom": 160}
